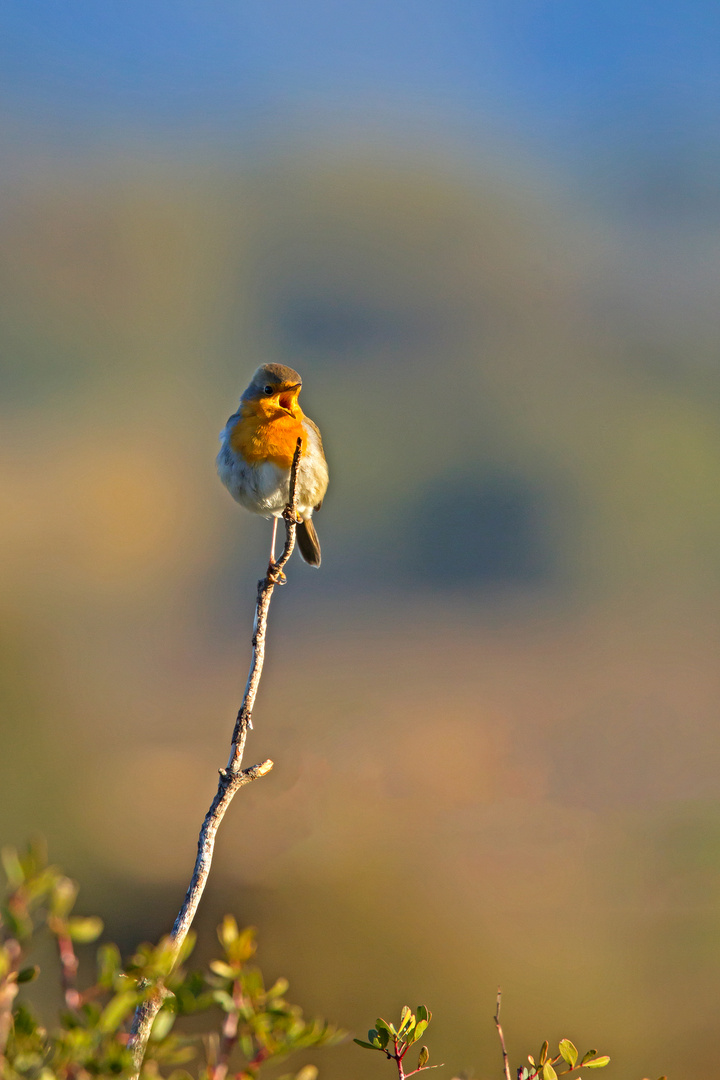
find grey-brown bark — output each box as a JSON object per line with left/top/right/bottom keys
{"left": 127, "top": 438, "right": 303, "bottom": 1077}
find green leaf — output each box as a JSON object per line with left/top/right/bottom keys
{"left": 367, "top": 1029, "right": 382, "bottom": 1047}
{"left": 543, "top": 1065, "right": 557, "bottom": 1080}
{"left": 97, "top": 943, "right": 122, "bottom": 988}
{"left": 67, "top": 916, "right": 104, "bottom": 943}
{"left": 376, "top": 1017, "right": 396, "bottom": 1036}
{"left": 212, "top": 989, "right": 236, "bottom": 1013}
{"left": 13, "top": 1004, "right": 38, "bottom": 1037}
{"left": 219, "top": 919, "right": 257, "bottom": 964}
{"left": 413, "top": 1020, "right": 428, "bottom": 1043}
{"left": 354, "top": 1039, "right": 382, "bottom": 1051}
{"left": 99, "top": 990, "right": 138, "bottom": 1033}
{"left": 399, "top": 1006, "right": 414, "bottom": 1034}
{"left": 581, "top": 1050, "right": 598, "bottom": 1065}
{"left": 539, "top": 1041, "right": 549, "bottom": 1067}
{"left": 219, "top": 913, "right": 239, "bottom": 947}
{"left": 418, "top": 1046, "right": 430, "bottom": 1068}
{"left": 176, "top": 929, "right": 197, "bottom": 965}
{"left": 2, "top": 904, "right": 32, "bottom": 941}
{"left": 558, "top": 1040, "right": 578, "bottom": 1068}
{"left": 1, "top": 847, "right": 24, "bottom": 888}
{"left": 149, "top": 1007, "right": 176, "bottom": 1042}
{"left": 376, "top": 1026, "right": 390, "bottom": 1049}
{"left": 240, "top": 967, "right": 263, "bottom": 997}
{"left": 209, "top": 960, "right": 236, "bottom": 979}
{"left": 584, "top": 1057, "right": 610, "bottom": 1069}
{"left": 51, "top": 877, "right": 78, "bottom": 918}
{"left": 23, "top": 837, "right": 48, "bottom": 876}
{"left": 416, "top": 1005, "right": 431, "bottom": 1024}
{"left": 16, "top": 965, "right": 40, "bottom": 984}
{"left": 267, "top": 976, "right": 290, "bottom": 999}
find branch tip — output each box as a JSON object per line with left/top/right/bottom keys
{"left": 249, "top": 759, "right": 274, "bottom": 777}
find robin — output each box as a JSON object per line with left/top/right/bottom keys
{"left": 217, "top": 363, "right": 329, "bottom": 567}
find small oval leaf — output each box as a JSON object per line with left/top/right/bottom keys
{"left": 16, "top": 966, "right": 40, "bottom": 984}
{"left": 1, "top": 847, "right": 24, "bottom": 887}
{"left": 51, "top": 878, "right": 79, "bottom": 919}
{"left": 67, "top": 916, "right": 104, "bottom": 944}
{"left": 149, "top": 1008, "right": 176, "bottom": 1042}
{"left": 558, "top": 1040, "right": 578, "bottom": 1069}
{"left": 209, "top": 960, "right": 236, "bottom": 979}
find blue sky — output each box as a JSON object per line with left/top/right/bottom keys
{"left": 2, "top": 1, "right": 719, "bottom": 155}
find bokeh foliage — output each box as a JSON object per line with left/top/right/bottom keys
{"left": 0, "top": 841, "right": 341, "bottom": 1079}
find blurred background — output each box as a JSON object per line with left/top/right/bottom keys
{"left": 2, "top": 2, "right": 720, "bottom": 1076}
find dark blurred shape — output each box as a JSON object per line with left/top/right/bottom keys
{"left": 404, "top": 466, "right": 561, "bottom": 588}
{"left": 275, "top": 292, "right": 450, "bottom": 356}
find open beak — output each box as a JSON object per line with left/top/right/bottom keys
{"left": 278, "top": 383, "right": 301, "bottom": 411}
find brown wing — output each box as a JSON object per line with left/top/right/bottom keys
{"left": 303, "top": 416, "right": 327, "bottom": 510}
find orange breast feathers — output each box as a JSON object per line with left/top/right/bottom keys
{"left": 230, "top": 400, "right": 306, "bottom": 468}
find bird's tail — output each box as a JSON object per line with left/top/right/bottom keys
{"left": 296, "top": 518, "right": 321, "bottom": 567}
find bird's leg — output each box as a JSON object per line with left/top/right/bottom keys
{"left": 269, "top": 516, "right": 278, "bottom": 566}
{"left": 267, "top": 516, "right": 288, "bottom": 584}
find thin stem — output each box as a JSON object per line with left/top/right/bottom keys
{"left": 494, "top": 988, "right": 512, "bottom": 1080}
{"left": 209, "top": 978, "right": 242, "bottom": 1080}
{"left": 56, "top": 932, "right": 81, "bottom": 1011}
{"left": 127, "top": 439, "right": 303, "bottom": 1077}
{"left": 0, "top": 940, "right": 21, "bottom": 1064}
{"left": 394, "top": 1036, "right": 405, "bottom": 1080}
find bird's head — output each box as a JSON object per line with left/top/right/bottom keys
{"left": 241, "top": 363, "right": 303, "bottom": 417}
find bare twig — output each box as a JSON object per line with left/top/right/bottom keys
{"left": 0, "top": 939, "right": 21, "bottom": 1065}
{"left": 494, "top": 988, "right": 512, "bottom": 1080}
{"left": 56, "top": 931, "right": 81, "bottom": 1011}
{"left": 128, "top": 438, "right": 303, "bottom": 1077}
{"left": 208, "top": 967, "right": 252, "bottom": 1080}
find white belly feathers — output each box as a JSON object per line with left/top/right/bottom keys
{"left": 217, "top": 416, "right": 328, "bottom": 520}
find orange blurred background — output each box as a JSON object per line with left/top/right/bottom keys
{"left": 2, "top": 5, "right": 720, "bottom": 1078}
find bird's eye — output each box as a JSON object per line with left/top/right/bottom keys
{"left": 263, "top": 385, "right": 273, "bottom": 395}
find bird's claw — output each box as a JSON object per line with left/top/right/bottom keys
{"left": 267, "top": 563, "right": 287, "bottom": 585}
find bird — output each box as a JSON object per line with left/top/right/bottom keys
{"left": 217, "top": 363, "right": 329, "bottom": 568}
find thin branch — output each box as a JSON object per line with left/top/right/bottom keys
{"left": 0, "top": 939, "right": 21, "bottom": 1064}
{"left": 209, "top": 975, "right": 244, "bottom": 1080}
{"left": 56, "top": 931, "right": 81, "bottom": 1011}
{"left": 494, "top": 988, "right": 512, "bottom": 1080}
{"left": 127, "top": 438, "right": 303, "bottom": 1077}
{"left": 212, "top": 1014, "right": 238, "bottom": 1080}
